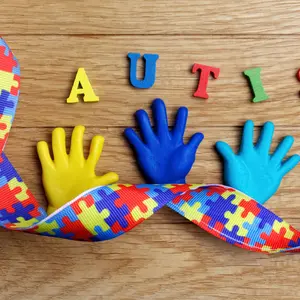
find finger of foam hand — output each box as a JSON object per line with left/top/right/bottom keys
{"left": 256, "top": 121, "right": 275, "bottom": 154}
{"left": 94, "top": 172, "right": 119, "bottom": 186}
{"left": 173, "top": 107, "right": 188, "bottom": 142}
{"left": 87, "top": 135, "right": 105, "bottom": 167}
{"left": 124, "top": 128, "right": 147, "bottom": 153}
{"left": 52, "top": 127, "right": 68, "bottom": 166}
{"left": 271, "top": 136, "right": 294, "bottom": 165}
{"left": 215, "top": 141, "right": 236, "bottom": 163}
{"left": 152, "top": 98, "right": 169, "bottom": 141}
{"left": 70, "top": 125, "right": 85, "bottom": 163}
{"left": 37, "top": 141, "right": 55, "bottom": 170}
{"left": 187, "top": 132, "right": 204, "bottom": 151}
{"left": 240, "top": 120, "right": 254, "bottom": 153}
{"left": 280, "top": 154, "right": 300, "bottom": 177}
{"left": 135, "top": 109, "right": 156, "bottom": 146}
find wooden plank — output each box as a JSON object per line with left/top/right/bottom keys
{"left": 2, "top": 0, "right": 300, "bottom": 35}
{"left": 0, "top": 217, "right": 300, "bottom": 299}
{"left": 5, "top": 127, "right": 300, "bottom": 220}
{"left": 5, "top": 35, "right": 300, "bottom": 128}
{"left": 2, "top": 1, "right": 300, "bottom": 298}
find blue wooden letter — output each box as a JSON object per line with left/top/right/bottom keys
{"left": 128, "top": 53, "right": 159, "bottom": 89}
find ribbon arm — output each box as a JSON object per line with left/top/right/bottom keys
{"left": 0, "top": 152, "right": 47, "bottom": 228}
{"left": 167, "top": 185, "right": 300, "bottom": 254}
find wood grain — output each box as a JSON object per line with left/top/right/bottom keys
{"left": 1, "top": 0, "right": 300, "bottom": 35}
{"left": 2, "top": 1, "right": 300, "bottom": 299}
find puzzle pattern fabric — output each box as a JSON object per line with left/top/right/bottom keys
{"left": 1, "top": 37, "right": 300, "bottom": 254}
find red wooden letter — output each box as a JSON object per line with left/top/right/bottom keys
{"left": 192, "top": 64, "right": 220, "bottom": 99}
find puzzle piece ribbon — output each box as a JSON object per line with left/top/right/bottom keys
{"left": 1, "top": 37, "right": 300, "bottom": 254}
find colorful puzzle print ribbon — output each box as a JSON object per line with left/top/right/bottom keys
{"left": 1, "top": 37, "right": 300, "bottom": 254}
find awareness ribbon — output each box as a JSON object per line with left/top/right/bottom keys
{"left": 1, "top": 37, "right": 300, "bottom": 254}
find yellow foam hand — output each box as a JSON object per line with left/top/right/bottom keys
{"left": 37, "top": 125, "right": 119, "bottom": 215}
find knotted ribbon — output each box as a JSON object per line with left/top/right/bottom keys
{"left": 1, "top": 37, "right": 300, "bottom": 254}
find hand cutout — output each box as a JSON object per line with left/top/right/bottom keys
{"left": 37, "top": 126, "right": 119, "bottom": 215}
{"left": 125, "top": 99, "right": 204, "bottom": 184}
{"left": 216, "top": 120, "right": 300, "bottom": 204}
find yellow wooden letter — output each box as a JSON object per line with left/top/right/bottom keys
{"left": 67, "top": 68, "right": 99, "bottom": 103}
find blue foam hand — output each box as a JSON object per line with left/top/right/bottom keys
{"left": 125, "top": 99, "right": 204, "bottom": 184}
{"left": 216, "top": 120, "right": 300, "bottom": 204}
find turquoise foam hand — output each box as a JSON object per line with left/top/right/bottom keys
{"left": 216, "top": 120, "right": 300, "bottom": 204}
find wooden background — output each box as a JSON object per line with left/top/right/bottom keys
{"left": 1, "top": 1, "right": 300, "bottom": 299}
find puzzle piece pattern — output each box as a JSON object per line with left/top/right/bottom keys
{"left": 3, "top": 178, "right": 300, "bottom": 253}
{"left": 131, "top": 198, "right": 158, "bottom": 222}
{"left": 0, "top": 37, "right": 46, "bottom": 232}
{"left": 165, "top": 185, "right": 300, "bottom": 253}
{"left": 0, "top": 37, "right": 300, "bottom": 253}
